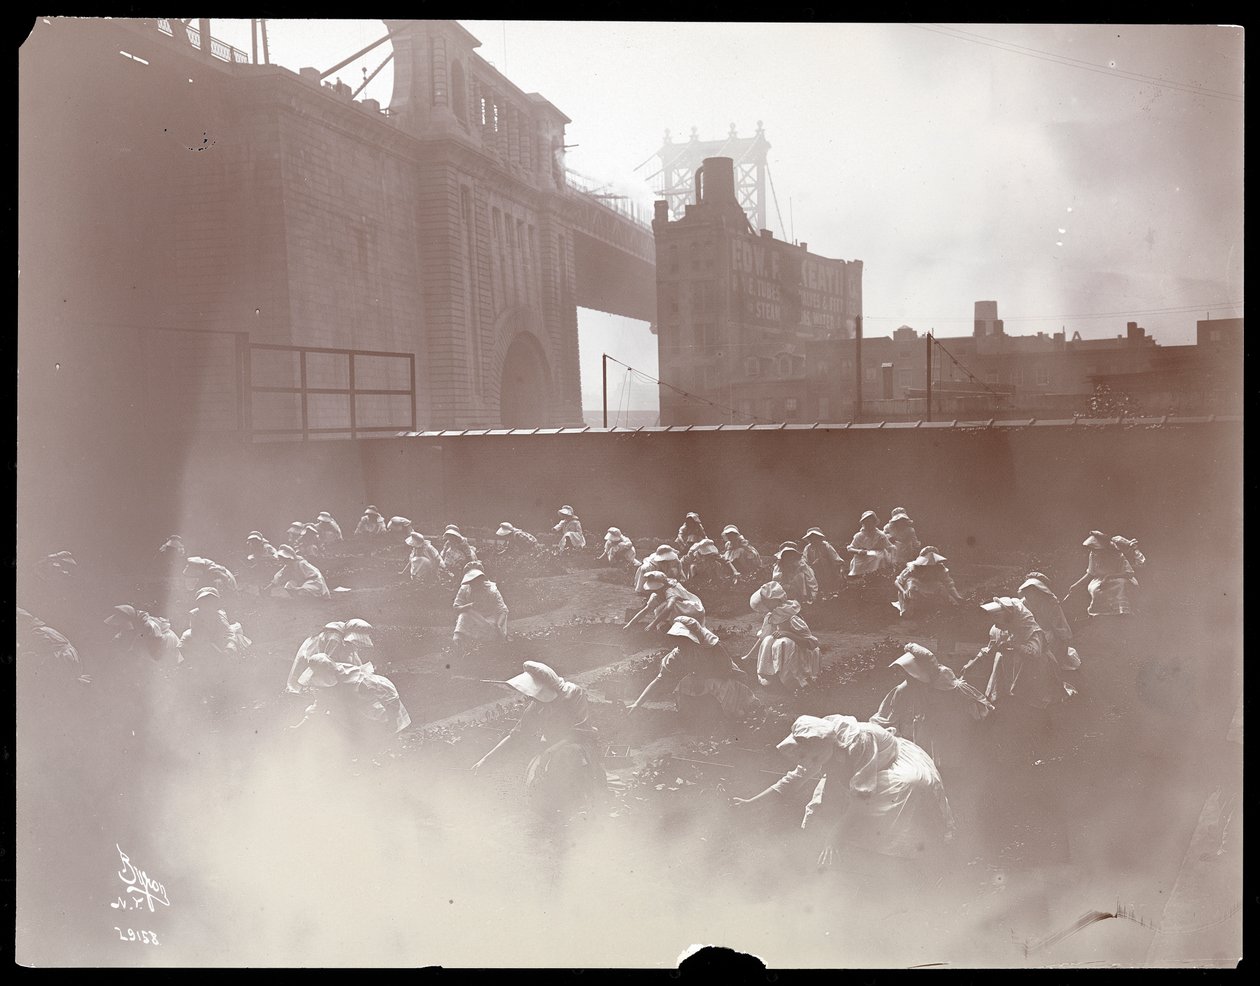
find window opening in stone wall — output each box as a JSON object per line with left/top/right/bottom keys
{"left": 462, "top": 187, "right": 482, "bottom": 395}
{"left": 480, "top": 95, "right": 487, "bottom": 127}
{"left": 451, "top": 61, "right": 467, "bottom": 123}
{"left": 745, "top": 357, "right": 761, "bottom": 377}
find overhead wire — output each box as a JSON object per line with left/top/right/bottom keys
{"left": 604, "top": 355, "right": 771, "bottom": 425}
{"left": 912, "top": 23, "right": 1243, "bottom": 102}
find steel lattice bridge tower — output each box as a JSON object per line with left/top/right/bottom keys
{"left": 642, "top": 123, "right": 771, "bottom": 231}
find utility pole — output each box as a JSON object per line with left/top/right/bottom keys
{"left": 602, "top": 353, "right": 608, "bottom": 428}
{"left": 925, "top": 331, "right": 933, "bottom": 422}
{"left": 854, "top": 315, "right": 863, "bottom": 422}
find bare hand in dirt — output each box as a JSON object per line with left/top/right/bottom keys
{"left": 817, "top": 846, "right": 838, "bottom": 868}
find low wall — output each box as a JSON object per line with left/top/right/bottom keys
{"left": 16, "top": 419, "right": 1242, "bottom": 583}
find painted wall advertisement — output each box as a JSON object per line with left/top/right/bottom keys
{"left": 729, "top": 235, "right": 859, "bottom": 336}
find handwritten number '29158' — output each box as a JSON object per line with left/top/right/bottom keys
{"left": 115, "top": 927, "right": 160, "bottom": 945}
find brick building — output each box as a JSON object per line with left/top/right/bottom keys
{"left": 651, "top": 157, "right": 863, "bottom": 425}
{"left": 651, "top": 165, "right": 1241, "bottom": 424}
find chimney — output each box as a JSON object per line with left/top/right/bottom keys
{"left": 1126, "top": 321, "right": 1144, "bottom": 342}
{"left": 799, "top": 242, "right": 808, "bottom": 252}
{"left": 760, "top": 229, "right": 773, "bottom": 239}
{"left": 698, "top": 157, "right": 737, "bottom": 205}
{"left": 654, "top": 200, "right": 669, "bottom": 225}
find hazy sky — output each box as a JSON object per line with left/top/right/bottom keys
{"left": 209, "top": 20, "right": 1244, "bottom": 412}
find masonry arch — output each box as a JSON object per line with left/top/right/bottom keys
{"left": 498, "top": 330, "right": 553, "bottom": 428}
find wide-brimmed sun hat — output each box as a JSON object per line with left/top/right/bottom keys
{"left": 297, "top": 653, "right": 343, "bottom": 689}
{"left": 460, "top": 568, "right": 487, "bottom": 585}
{"left": 105, "top": 604, "right": 138, "bottom": 626}
{"left": 557, "top": 505, "right": 576, "bottom": 518}
{"left": 722, "top": 524, "right": 741, "bottom": 537}
{"left": 443, "top": 525, "right": 463, "bottom": 536}
{"left": 690, "top": 538, "right": 719, "bottom": 557}
{"left": 647, "top": 547, "right": 679, "bottom": 564}
{"left": 666, "top": 615, "right": 718, "bottom": 646}
{"left": 802, "top": 528, "right": 826, "bottom": 540}
{"left": 913, "top": 547, "right": 947, "bottom": 566}
{"left": 246, "top": 532, "right": 265, "bottom": 543}
{"left": 318, "top": 512, "right": 334, "bottom": 522}
{"left": 343, "top": 620, "right": 374, "bottom": 648}
{"left": 981, "top": 596, "right": 1018, "bottom": 615}
{"left": 860, "top": 510, "right": 879, "bottom": 524}
{"left": 774, "top": 545, "right": 801, "bottom": 560}
{"left": 891, "top": 642, "right": 945, "bottom": 686}
{"left": 606, "top": 527, "right": 622, "bottom": 539}
{"left": 1082, "top": 531, "right": 1108, "bottom": 549}
{"left": 685, "top": 512, "right": 701, "bottom": 521}
{"left": 750, "top": 581, "right": 788, "bottom": 613}
{"left": 1019, "top": 574, "right": 1053, "bottom": 596}
{"left": 500, "top": 661, "right": 565, "bottom": 702}
{"left": 640, "top": 570, "right": 672, "bottom": 590}
{"left": 1111, "top": 535, "right": 1138, "bottom": 550}
{"left": 276, "top": 545, "right": 298, "bottom": 560}
{"left": 496, "top": 523, "right": 515, "bottom": 537}
{"left": 405, "top": 531, "right": 425, "bottom": 547}
{"left": 194, "top": 586, "right": 221, "bottom": 601}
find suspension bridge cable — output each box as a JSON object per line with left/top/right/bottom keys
{"left": 765, "top": 161, "right": 788, "bottom": 240}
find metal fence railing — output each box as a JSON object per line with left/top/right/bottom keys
{"left": 247, "top": 343, "right": 417, "bottom": 442}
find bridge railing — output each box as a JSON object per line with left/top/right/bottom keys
{"left": 156, "top": 18, "right": 250, "bottom": 64}
{"left": 563, "top": 171, "right": 653, "bottom": 230}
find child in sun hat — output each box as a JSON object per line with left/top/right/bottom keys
{"left": 730, "top": 713, "right": 954, "bottom": 864}
{"left": 597, "top": 527, "right": 638, "bottom": 567}
{"left": 265, "top": 545, "right": 330, "bottom": 599}
{"left": 882, "top": 508, "right": 922, "bottom": 570}
{"left": 675, "top": 512, "right": 708, "bottom": 551}
{"left": 452, "top": 568, "right": 509, "bottom": 644}
{"left": 179, "top": 585, "right": 252, "bottom": 660}
{"left": 846, "top": 510, "right": 895, "bottom": 578}
{"left": 1066, "top": 531, "right": 1145, "bottom": 617}
{"left": 496, "top": 522, "right": 541, "bottom": 553}
{"left": 402, "top": 531, "right": 441, "bottom": 583}
{"left": 623, "top": 569, "right": 705, "bottom": 632}
{"left": 1018, "top": 572, "right": 1081, "bottom": 681}
{"left": 314, "top": 511, "right": 343, "bottom": 544}
{"left": 801, "top": 527, "right": 844, "bottom": 597}
{"left": 892, "top": 546, "right": 964, "bottom": 618}
{"left": 720, "top": 525, "right": 763, "bottom": 578}
{"left": 742, "top": 580, "right": 821, "bottom": 688}
{"left": 683, "top": 537, "right": 736, "bottom": 586}
{"left": 771, "top": 543, "right": 818, "bottom": 605}
{"left": 627, "top": 615, "right": 757, "bottom": 718}
{"left": 105, "top": 604, "right": 182, "bottom": 664}
{"left": 355, "top": 505, "right": 387, "bottom": 536}
{"left": 472, "top": 660, "right": 607, "bottom": 813}
{"left": 870, "top": 642, "right": 992, "bottom": 772}
{"left": 553, "top": 505, "right": 587, "bottom": 550}
{"left": 439, "top": 525, "right": 478, "bottom": 572}
{"left": 292, "top": 652, "right": 411, "bottom": 743}
{"left": 634, "top": 544, "right": 683, "bottom": 591}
